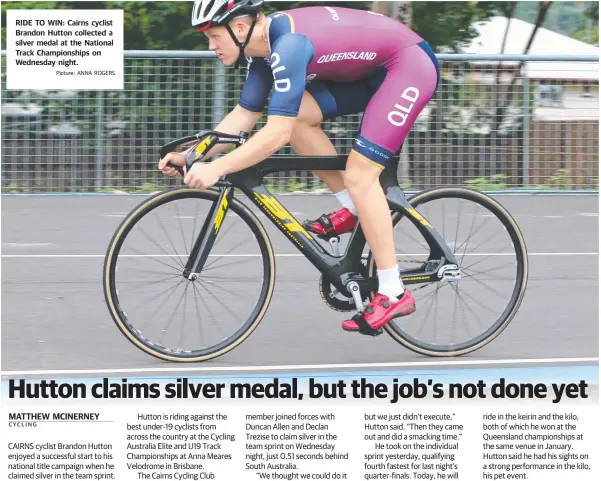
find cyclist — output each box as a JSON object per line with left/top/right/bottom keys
{"left": 159, "top": 0, "right": 440, "bottom": 333}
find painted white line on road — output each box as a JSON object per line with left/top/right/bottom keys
{"left": 578, "top": 213, "right": 598, "bottom": 217}
{"left": 1, "top": 252, "right": 598, "bottom": 258}
{"left": 2, "top": 243, "right": 55, "bottom": 247}
{"left": 2, "top": 357, "right": 598, "bottom": 377}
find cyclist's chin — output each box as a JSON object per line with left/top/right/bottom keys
{"left": 220, "top": 55, "right": 236, "bottom": 67}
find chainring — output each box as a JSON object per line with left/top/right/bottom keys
{"left": 319, "top": 276, "right": 363, "bottom": 312}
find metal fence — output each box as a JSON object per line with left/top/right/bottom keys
{"left": 1, "top": 51, "right": 599, "bottom": 193}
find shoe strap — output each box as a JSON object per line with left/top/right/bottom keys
{"left": 352, "top": 311, "right": 379, "bottom": 334}
{"left": 318, "top": 214, "right": 334, "bottom": 230}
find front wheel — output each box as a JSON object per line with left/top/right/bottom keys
{"left": 103, "top": 188, "right": 276, "bottom": 362}
{"left": 367, "top": 187, "right": 528, "bottom": 356}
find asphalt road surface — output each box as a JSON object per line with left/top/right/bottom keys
{"left": 1, "top": 193, "right": 598, "bottom": 377}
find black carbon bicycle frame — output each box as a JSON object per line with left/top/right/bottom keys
{"left": 164, "top": 132, "right": 458, "bottom": 296}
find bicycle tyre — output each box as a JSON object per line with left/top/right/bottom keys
{"left": 367, "top": 187, "right": 528, "bottom": 357}
{"left": 103, "top": 188, "right": 276, "bottom": 362}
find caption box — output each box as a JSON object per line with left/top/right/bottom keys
{"left": 6, "top": 9, "right": 123, "bottom": 90}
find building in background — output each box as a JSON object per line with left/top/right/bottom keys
{"left": 461, "top": 16, "right": 599, "bottom": 122}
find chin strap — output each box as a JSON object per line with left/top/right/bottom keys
{"left": 225, "top": 13, "right": 258, "bottom": 69}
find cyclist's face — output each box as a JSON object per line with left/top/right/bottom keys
{"left": 205, "top": 27, "right": 238, "bottom": 66}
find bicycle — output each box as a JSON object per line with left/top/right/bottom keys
{"left": 103, "top": 130, "right": 528, "bottom": 362}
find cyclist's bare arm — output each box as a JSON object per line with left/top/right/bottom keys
{"left": 159, "top": 105, "right": 262, "bottom": 176}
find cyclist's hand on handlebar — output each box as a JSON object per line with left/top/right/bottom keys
{"left": 158, "top": 152, "right": 186, "bottom": 177}
{"left": 184, "top": 162, "right": 221, "bottom": 190}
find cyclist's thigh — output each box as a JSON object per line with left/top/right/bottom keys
{"left": 353, "top": 41, "right": 440, "bottom": 168}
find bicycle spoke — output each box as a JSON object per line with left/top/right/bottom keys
{"left": 159, "top": 281, "right": 189, "bottom": 344}
{"left": 190, "top": 197, "right": 201, "bottom": 253}
{"left": 413, "top": 283, "right": 443, "bottom": 339}
{"left": 193, "top": 282, "right": 226, "bottom": 340}
{"left": 198, "top": 216, "right": 241, "bottom": 268}
{"left": 451, "top": 285, "right": 460, "bottom": 345}
{"left": 203, "top": 230, "right": 253, "bottom": 270}
{"left": 191, "top": 282, "right": 205, "bottom": 341}
{"left": 174, "top": 201, "right": 189, "bottom": 257}
{"left": 201, "top": 255, "right": 260, "bottom": 273}
{"left": 461, "top": 274, "right": 509, "bottom": 300}
{"left": 433, "top": 286, "right": 440, "bottom": 344}
{"left": 117, "top": 274, "right": 184, "bottom": 292}
{"left": 450, "top": 283, "right": 486, "bottom": 334}
{"left": 153, "top": 210, "right": 185, "bottom": 269}
{"left": 120, "top": 244, "right": 181, "bottom": 272}
{"left": 116, "top": 267, "right": 182, "bottom": 278}
{"left": 137, "top": 279, "right": 187, "bottom": 329}
{"left": 449, "top": 284, "right": 476, "bottom": 340}
{"left": 196, "top": 281, "right": 241, "bottom": 330}
{"left": 453, "top": 198, "right": 463, "bottom": 253}
{"left": 450, "top": 284, "right": 499, "bottom": 318}
{"left": 453, "top": 208, "right": 487, "bottom": 257}
{"left": 199, "top": 276, "right": 255, "bottom": 303}
{"left": 459, "top": 204, "right": 484, "bottom": 261}
{"left": 179, "top": 282, "right": 188, "bottom": 348}
{"left": 461, "top": 245, "right": 516, "bottom": 272}
{"left": 461, "top": 265, "right": 516, "bottom": 282}
{"left": 196, "top": 275, "right": 264, "bottom": 282}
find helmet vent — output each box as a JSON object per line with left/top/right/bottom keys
{"left": 204, "top": 0, "right": 216, "bottom": 18}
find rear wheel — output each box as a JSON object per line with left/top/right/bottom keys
{"left": 103, "top": 188, "right": 276, "bottom": 362}
{"left": 367, "top": 187, "right": 528, "bottom": 356}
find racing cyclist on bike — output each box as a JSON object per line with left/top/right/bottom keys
{"left": 159, "top": 0, "right": 440, "bottom": 333}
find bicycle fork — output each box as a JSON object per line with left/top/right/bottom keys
{"left": 183, "top": 186, "right": 233, "bottom": 280}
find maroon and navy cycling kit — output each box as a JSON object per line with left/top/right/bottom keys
{"left": 238, "top": 6, "right": 440, "bottom": 167}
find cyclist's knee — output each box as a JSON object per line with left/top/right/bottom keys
{"left": 291, "top": 119, "right": 315, "bottom": 136}
{"left": 344, "top": 153, "right": 383, "bottom": 193}
{"left": 344, "top": 167, "right": 378, "bottom": 194}
{"left": 290, "top": 120, "right": 320, "bottom": 148}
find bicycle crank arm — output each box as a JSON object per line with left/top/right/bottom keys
{"left": 346, "top": 281, "right": 365, "bottom": 311}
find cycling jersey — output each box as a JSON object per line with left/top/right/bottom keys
{"left": 239, "top": 6, "right": 440, "bottom": 167}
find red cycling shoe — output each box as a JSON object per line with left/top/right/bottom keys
{"left": 303, "top": 208, "right": 358, "bottom": 238}
{"left": 342, "top": 291, "right": 416, "bottom": 334}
